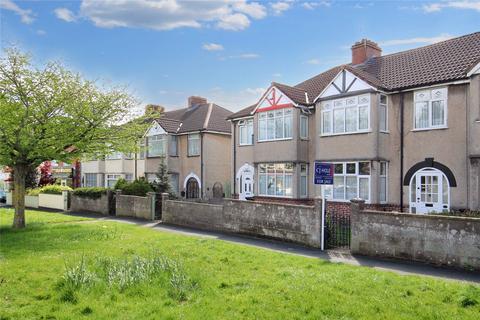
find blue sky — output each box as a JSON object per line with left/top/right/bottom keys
{"left": 1, "top": 0, "right": 479, "bottom": 112}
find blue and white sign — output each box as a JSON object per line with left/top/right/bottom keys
{"left": 314, "top": 162, "right": 334, "bottom": 185}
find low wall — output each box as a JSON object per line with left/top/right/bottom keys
{"left": 38, "top": 192, "right": 68, "bottom": 211}
{"left": 162, "top": 196, "right": 322, "bottom": 247}
{"left": 116, "top": 192, "right": 155, "bottom": 220}
{"left": 351, "top": 200, "right": 480, "bottom": 270}
{"left": 25, "top": 195, "right": 39, "bottom": 208}
{"left": 70, "top": 193, "right": 110, "bottom": 215}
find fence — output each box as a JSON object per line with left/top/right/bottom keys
{"left": 6, "top": 191, "right": 67, "bottom": 211}
{"left": 350, "top": 199, "right": 480, "bottom": 271}
{"left": 162, "top": 195, "right": 323, "bottom": 247}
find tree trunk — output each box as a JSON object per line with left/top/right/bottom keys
{"left": 13, "top": 164, "right": 27, "bottom": 229}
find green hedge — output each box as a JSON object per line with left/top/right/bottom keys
{"left": 119, "top": 178, "right": 153, "bottom": 197}
{"left": 27, "top": 185, "right": 72, "bottom": 196}
{"left": 72, "top": 187, "right": 108, "bottom": 199}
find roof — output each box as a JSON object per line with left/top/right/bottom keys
{"left": 230, "top": 32, "right": 480, "bottom": 120}
{"left": 156, "top": 103, "right": 233, "bottom": 134}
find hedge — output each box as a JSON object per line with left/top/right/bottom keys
{"left": 27, "top": 185, "right": 72, "bottom": 196}
{"left": 72, "top": 187, "right": 108, "bottom": 199}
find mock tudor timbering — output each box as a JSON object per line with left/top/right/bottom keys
{"left": 229, "top": 32, "right": 480, "bottom": 213}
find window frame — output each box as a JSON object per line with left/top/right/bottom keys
{"left": 321, "top": 94, "right": 371, "bottom": 136}
{"left": 147, "top": 134, "right": 166, "bottom": 157}
{"left": 84, "top": 173, "right": 97, "bottom": 187}
{"left": 106, "top": 174, "right": 121, "bottom": 188}
{"left": 300, "top": 163, "right": 308, "bottom": 198}
{"left": 324, "top": 161, "right": 371, "bottom": 203}
{"left": 379, "top": 94, "right": 388, "bottom": 133}
{"left": 258, "top": 163, "right": 294, "bottom": 198}
{"left": 238, "top": 119, "right": 254, "bottom": 145}
{"left": 299, "top": 115, "right": 309, "bottom": 139}
{"left": 169, "top": 135, "right": 178, "bottom": 156}
{"left": 187, "top": 133, "right": 200, "bottom": 156}
{"left": 413, "top": 87, "right": 448, "bottom": 131}
{"left": 379, "top": 161, "right": 388, "bottom": 204}
{"left": 257, "top": 108, "right": 293, "bottom": 142}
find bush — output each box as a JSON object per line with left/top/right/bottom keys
{"left": 73, "top": 187, "right": 108, "bottom": 199}
{"left": 119, "top": 178, "right": 153, "bottom": 197}
{"left": 39, "top": 185, "right": 72, "bottom": 195}
{"left": 113, "top": 178, "right": 128, "bottom": 191}
{"left": 26, "top": 188, "right": 41, "bottom": 196}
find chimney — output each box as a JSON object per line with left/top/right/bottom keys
{"left": 351, "top": 39, "right": 381, "bottom": 65}
{"left": 188, "top": 96, "right": 207, "bottom": 108}
{"left": 144, "top": 104, "right": 165, "bottom": 115}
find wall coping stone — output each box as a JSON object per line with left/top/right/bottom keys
{"left": 361, "top": 209, "right": 480, "bottom": 222}
{"left": 226, "top": 198, "right": 315, "bottom": 209}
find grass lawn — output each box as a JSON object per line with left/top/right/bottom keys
{"left": 1, "top": 209, "right": 479, "bottom": 319}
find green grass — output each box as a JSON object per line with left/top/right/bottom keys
{"left": 0, "top": 209, "right": 479, "bottom": 319}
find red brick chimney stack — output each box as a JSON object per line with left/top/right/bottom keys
{"left": 351, "top": 39, "right": 382, "bottom": 65}
{"left": 188, "top": 96, "right": 207, "bottom": 108}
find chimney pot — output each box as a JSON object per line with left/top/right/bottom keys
{"left": 188, "top": 96, "right": 207, "bottom": 108}
{"left": 351, "top": 39, "right": 381, "bottom": 65}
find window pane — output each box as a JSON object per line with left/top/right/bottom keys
{"left": 359, "top": 177, "right": 369, "bottom": 200}
{"left": 333, "top": 109, "right": 345, "bottom": 133}
{"left": 259, "top": 174, "right": 266, "bottom": 195}
{"left": 267, "top": 113, "right": 275, "bottom": 140}
{"left": 284, "top": 112, "right": 292, "bottom": 138}
{"left": 300, "top": 176, "right": 307, "bottom": 197}
{"left": 148, "top": 135, "right": 165, "bottom": 157}
{"left": 267, "top": 174, "right": 275, "bottom": 195}
{"left": 333, "top": 176, "right": 345, "bottom": 200}
{"left": 432, "top": 100, "right": 445, "bottom": 126}
{"left": 300, "top": 116, "right": 308, "bottom": 138}
{"left": 380, "top": 177, "right": 387, "bottom": 202}
{"left": 188, "top": 134, "right": 199, "bottom": 156}
{"left": 334, "top": 163, "right": 344, "bottom": 174}
{"left": 346, "top": 176, "right": 357, "bottom": 200}
{"left": 415, "top": 102, "right": 429, "bottom": 128}
{"left": 239, "top": 125, "right": 246, "bottom": 144}
{"left": 259, "top": 164, "right": 266, "bottom": 173}
{"left": 359, "top": 106, "right": 369, "bottom": 130}
{"left": 411, "top": 177, "right": 416, "bottom": 202}
{"left": 276, "top": 174, "right": 284, "bottom": 196}
{"left": 169, "top": 136, "right": 178, "bottom": 156}
{"left": 285, "top": 174, "right": 293, "bottom": 196}
{"left": 300, "top": 164, "right": 307, "bottom": 173}
{"left": 442, "top": 176, "right": 448, "bottom": 205}
{"left": 380, "top": 94, "right": 387, "bottom": 105}
{"left": 379, "top": 104, "right": 387, "bottom": 131}
{"left": 259, "top": 118, "right": 266, "bottom": 141}
{"left": 284, "top": 163, "right": 294, "bottom": 172}
{"left": 322, "top": 111, "right": 331, "bottom": 134}
{"left": 247, "top": 121, "right": 254, "bottom": 144}
{"left": 346, "top": 163, "right": 356, "bottom": 174}
{"left": 345, "top": 107, "right": 357, "bottom": 132}
{"left": 380, "top": 162, "right": 387, "bottom": 176}
{"left": 275, "top": 113, "right": 284, "bottom": 139}
{"left": 359, "top": 162, "right": 370, "bottom": 175}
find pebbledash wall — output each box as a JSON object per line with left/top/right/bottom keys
{"left": 70, "top": 192, "right": 111, "bottom": 215}
{"left": 162, "top": 195, "right": 322, "bottom": 247}
{"left": 350, "top": 200, "right": 480, "bottom": 270}
{"left": 116, "top": 191, "right": 155, "bottom": 220}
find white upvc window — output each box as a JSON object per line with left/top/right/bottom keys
{"left": 258, "top": 108, "right": 293, "bottom": 142}
{"left": 258, "top": 163, "right": 293, "bottom": 197}
{"left": 147, "top": 134, "right": 166, "bottom": 157}
{"left": 379, "top": 94, "right": 388, "bottom": 132}
{"left": 188, "top": 133, "right": 200, "bottom": 156}
{"left": 323, "top": 162, "right": 371, "bottom": 202}
{"left": 84, "top": 173, "right": 97, "bottom": 187}
{"left": 300, "top": 164, "right": 308, "bottom": 197}
{"left": 106, "top": 151, "right": 123, "bottom": 160}
{"left": 300, "top": 115, "right": 308, "bottom": 139}
{"left": 125, "top": 174, "right": 133, "bottom": 182}
{"left": 239, "top": 119, "right": 254, "bottom": 145}
{"left": 169, "top": 135, "right": 178, "bottom": 156}
{"left": 414, "top": 87, "right": 448, "bottom": 130}
{"left": 321, "top": 94, "right": 370, "bottom": 136}
{"left": 169, "top": 173, "right": 179, "bottom": 195}
{"left": 106, "top": 174, "right": 121, "bottom": 188}
{"left": 379, "top": 161, "right": 388, "bottom": 203}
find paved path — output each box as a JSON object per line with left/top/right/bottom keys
{"left": 65, "top": 211, "right": 480, "bottom": 284}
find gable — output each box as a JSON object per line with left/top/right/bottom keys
{"left": 146, "top": 121, "right": 166, "bottom": 136}
{"left": 318, "top": 69, "right": 374, "bottom": 100}
{"left": 255, "top": 86, "right": 295, "bottom": 113}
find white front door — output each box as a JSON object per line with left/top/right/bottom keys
{"left": 410, "top": 168, "right": 449, "bottom": 214}
{"left": 238, "top": 164, "right": 254, "bottom": 200}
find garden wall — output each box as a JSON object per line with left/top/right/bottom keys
{"left": 350, "top": 200, "right": 480, "bottom": 270}
{"left": 70, "top": 193, "right": 110, "bottom": 215}
{"left": 116, "top": 192, "right": 155, "bottom": 220}
{"left": 162, "top": 195, "right": 322, "bottom": 247}
{"left": 38, "top": 192, "right": 68, "bottom": 211}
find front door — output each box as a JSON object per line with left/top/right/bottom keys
{"left": 411, "top": 169, "right": 448, "bottom": 214}
{"left": 238, "top": 164, "right": 254, "bottom": 200}
{"left": 186, "top": 178, "right": 200, "bottom": 199}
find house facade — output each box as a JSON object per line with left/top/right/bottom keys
{"left": 229, "top": 32, "right": 480, "bottom": 214}
{"left": 82, "top": 96, "right": 233, "bottom": 199}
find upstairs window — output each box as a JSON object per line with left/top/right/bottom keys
{"left": 414, "top": 87, "right": 447, "bottom": 130}
{"left": 239, "top": 119, "right": 254, "bottom": 145}
{"left": 188, "top": 133, "right": 200, "bottom": 156}
{"left": 169, "top": 135, "right": 178, "bottom": 156}
{"left": 300, "top": 115, "right": 308, "bottom": 139}
{"left": 379, "top": 94, "right": 388, "bottom": 132}
{"left": 321, "top": 94, "right": 370, "bottom": 135}
{"left": 258, "top": 108, "right": 292, "bottom": 142}
{"left": 147, "top": 135, "right": 166, "bottom": 157}
{"left": 106, "top": 151, "right": 122, "bottom": 160}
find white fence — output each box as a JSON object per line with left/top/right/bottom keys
{"left": 6, "top": 191, "right": 68, "bottom": 211}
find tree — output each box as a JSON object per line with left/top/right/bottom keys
{"left": 0, "top": 48, "right": 147, "bottom": 228}
{"left": 38, "top": 161, "right": 55, "bottom": 186}
{"left": 151, "top": 157, "right": 171, "bottom": 194}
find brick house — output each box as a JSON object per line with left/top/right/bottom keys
{"left": 82, "top": 96, "right": 233, "bottom": 199}
{"left": 228, "top": 32, "right": 480, "bottom": 214}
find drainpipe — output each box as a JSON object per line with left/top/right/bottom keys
{"left": 200, "top": 131, "right": 204, "bottom": 198}
{"left": 400, "top": 92, "right": 405, "bottom": 212}
{"left": 233, "top": 122, "right": 237, "bottom": 196}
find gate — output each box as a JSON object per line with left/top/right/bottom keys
{"left": 155, "top": 193, "right": 162, "bottom": 220}
{"left": 325, "top": 206, "right": 351, "bottom": 250}
{"left": 108, "top": 190, "right": 116, "bottom": 216}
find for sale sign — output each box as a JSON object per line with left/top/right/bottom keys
{"left": 314, "top": 162, "right": 334, "bottom": 185}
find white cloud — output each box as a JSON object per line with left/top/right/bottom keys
{"left": 36, "top": 29, "right": 46, "bottom": 36}
{"left": 306, "top": 59, "right": 320, "bottom": 65}
{"left": 0, "top": 0, "right": 34, "bottom": 24}
{"left": 229, "top": 53, "right": 260, "bottom": 59}
{"left": 272, "top": 73, "right": 282, "bottom": 77}
{"left": 302, "top": 1, "right": 331, "bottom": 10}
{"left": 202, "top": 43, "right": 224, "bottom": 51}
{"left": 380, "top": 33, "right": 453, "bottom": 46}
{"left": 271, "top": 1, "right": 292, "bottom": 15}
{"left": 54, "top": 7, "right": 77, "bottom": 22}
{"left": 423, "top": 1, "right": 480, "bottom": 13}
{"left": 78, "top": 0, "right": 268, "bottom": 31}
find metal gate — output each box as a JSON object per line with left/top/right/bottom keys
{"left": 325, "top": 208, "right": 351, "bottom": 249}
{"left": 108, "top": 190, "right": 116, "bottom": 216}
{"left": 154, "top": 193, "right": 162, "bottom": 220}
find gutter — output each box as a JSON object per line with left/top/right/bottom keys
{"left": 233, "top": 122, "right": 237, "bottom": 196}
{"left": 200, "top": 131, "right": 204, "bottom": 198}
{"left": 400, "top": 92, "right": 405, "bottom": 212}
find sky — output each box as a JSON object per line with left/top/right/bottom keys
{"left": 1, "top": 0, "right": 480, "bottom": 113}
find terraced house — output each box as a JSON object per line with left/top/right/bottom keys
{"left": 229, "top": 32, "right": 480, "bottom": 213}
{"left": 82, "top": 96, "right": 233, "bottom": 199}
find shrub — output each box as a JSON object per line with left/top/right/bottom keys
{"left": 113, "top": 178, "right": 128, "bottom": 191}
{"left": 26, "top": 188, "right": 41, "bottom": 196}
{"left": 73, "top": 187, "right": 108, "bottom": 199}
{"left": 119, "top": 178, "right": 153, "bottom": 197}
{"left": 40, "top": 185, "right": 72, "bottom": 195}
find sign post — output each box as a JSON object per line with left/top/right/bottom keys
{"left": 314, "top": 162, "right": 334, "bottom": 251}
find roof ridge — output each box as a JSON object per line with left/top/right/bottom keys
{"left": 210, "top": 103, "right": 234, "bottom": 115}
{"left": 203, "top": 103, "right": 213, "bottom": 129}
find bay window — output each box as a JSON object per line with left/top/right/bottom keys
{"left": 321, "top": 94, "right": 370, "bottom": 135}
{"left": 84, "top": 173, "right": 97, "bottom": 187}
{"left": 324, "top": 162, "right": 370, "bottom": 202}
{"left": 188, "top": 133, "right": 200, "bottom": 156}
{"left": 147, "top": 135, "right": 166, "bottom": 157}
{"left": 106, "top": 174, "right": 121, "bottom": 188}
{"left": 414, "top": 87, "right": 447, "bottom": 129}
{"left": 169, "top": 135, "right": 178, "bottom": 156}
{"left": 379, "top": 162, "right": 388, "bottom": 203}
{"left": 258, "top": 163, "right": 293, "bottom": 197}
{"left": 239, "top": 119, "right": 254, "bottom": 145}
{"left": 258, "top": 108, "right": 292, "bottom": 141}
